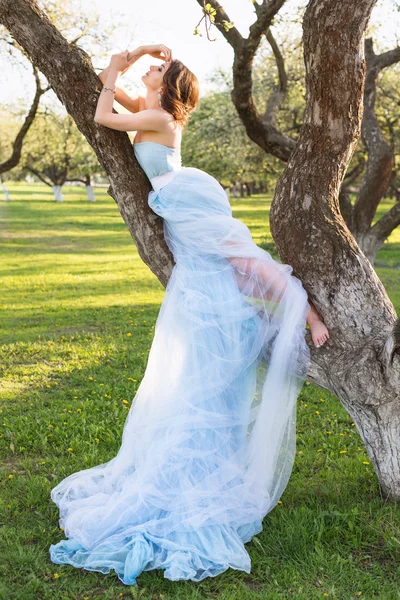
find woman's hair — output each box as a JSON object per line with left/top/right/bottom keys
{"left": 160, "top": 59, "right": 200, "bottom": 128}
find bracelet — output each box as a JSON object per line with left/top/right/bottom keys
{"left": 103, "top": 86, "right": 116, "bottom": 93}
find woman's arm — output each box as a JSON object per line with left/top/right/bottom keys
{"left": 94, "top": 62, "right": 173, "bottom": 132}
{"left": 96, "top": 44, "right": 171, "bottom": 115}
{"left": 95, "top": 107, "right": 173, "bottom": 132}
{"left": 98, "top": 65, "right": 143, "bottom": 113}
{"left": 95, "top": 46, "right": 174, "bottom": 132}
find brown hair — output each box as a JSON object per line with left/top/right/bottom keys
{"left": 160, "top": 59, "right": 200, "bottom": 128}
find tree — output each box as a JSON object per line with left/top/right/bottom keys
{"left": 0, "top": 0, "right": 116, "bottom": 188}
{"left": 182, "top": 86, "right": 270, "bottom": 188}
{"left": 22, "top": 108, "right": 104, "bottom": 202}
{"left": 196, "top": 2, "right": 400, "bottom": 264}
{"left": 349, "top": 39, "right": 400, "bottom": 262}
{"left": 0, "top": 0, "right": 399, "bottom": 500}
{"left": 192, "top": 0, "right": 400, "bottom": 500}
{"left": 0, "top": 64, "right": 49, "bottom": 181}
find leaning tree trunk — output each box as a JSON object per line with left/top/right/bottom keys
{"left": 270, "top": 0, "right": 400, "bottom": 499}
{"left": 0, "top": 0, "right": 174, "bottom": 288}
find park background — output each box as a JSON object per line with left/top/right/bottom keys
{"left": 1, "top": 1, "right": 400, "bottom": 599}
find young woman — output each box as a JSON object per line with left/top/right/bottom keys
{"left": 49, "top": 44, "right": 329, "bottom": 586}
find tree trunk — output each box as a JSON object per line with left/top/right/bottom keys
{"left": 270, "top": 0, "right": 400, "bottom": 500}
{"left": 1, "top": 180, "right": 11, "bottom": 201}
{"left": 86, "top": 184, "right": 95, "bottom": 203}
{"left": 0, "top": 0, "right": 174, "bottom": 288}
{"left": 52, "top": 184, "right": 63, "bottom": 202}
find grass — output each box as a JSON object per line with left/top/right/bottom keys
{"left": 0, "top": 182, "right": 399, "bottom": 600}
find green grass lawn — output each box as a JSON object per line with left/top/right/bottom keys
{"left": 0, "top": 182, "right": 399, "bottom": 600}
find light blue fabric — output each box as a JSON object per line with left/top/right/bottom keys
{"left": 49, "top": 142, "right": 311, "bottom": 585}
{"left": 133, "top": 141, "right": 182, "bottom": 179}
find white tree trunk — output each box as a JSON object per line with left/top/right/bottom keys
{"left": 52, "top": 185, "right": 63, "bottom": 202}
{"left": 2, "top": 181, "right": 11, "bottom": 201}
{"left": 86, "top": 184, "right": 95, "bottom": 202}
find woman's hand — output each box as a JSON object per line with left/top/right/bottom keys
{"left": 109, "top": 48, "right": 143, "bottom": 74}
{"left": 138, "top": 44, "right": 173, "bottom": 62}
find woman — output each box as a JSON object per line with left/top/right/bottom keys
{"left": 49, "top": 44, "right": 329, "bottom": 585}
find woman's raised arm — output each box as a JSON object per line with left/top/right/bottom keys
{"left": 98, "top": 65, "right": 144, "bottom": 113}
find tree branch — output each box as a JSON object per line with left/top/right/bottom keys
{"left": 25, "top": 165, "right": 52, "bottom": 186}
{"left": 368, "top": 200, "right": 400, "bottom": 243}
{"left": 262, "top": 28, "right": 288, "bottom": 126}
{"left": 195, "top": 0, "right": 294, "bottom": 161}
{"left": 375, "top": 46, "right": 400, "bottom": 70}
{"left": 0, "top": 63, "right": 47, "bottom": 175}
{"left": 353, "top": 38, "right": 399, "bottom": 237}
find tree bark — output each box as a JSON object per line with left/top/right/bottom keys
{"left": 270, "top": 0, "right": 400, "bottom": 500}
{"left": 0, "top": 0, "right": 174, "bottom": 287}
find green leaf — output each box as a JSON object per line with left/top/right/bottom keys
{"left": 222, "top": 20, "right": 234, "bottom": 31}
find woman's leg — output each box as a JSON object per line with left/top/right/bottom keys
{"left": 227, "top": 255, "right": 329, "bottom": 348}
{"left": 306, "top": 299, "right": 329, "bottom": 348}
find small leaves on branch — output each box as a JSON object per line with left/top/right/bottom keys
{"left": 193, "top": 1, "right": 234, "bottom": 41}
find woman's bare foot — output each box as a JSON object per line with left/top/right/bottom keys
{"left": 309, "top": 319, "right": 329, "bottom": 347}
{"left": 306, "top": 301, "right": 329, "bottom": 348}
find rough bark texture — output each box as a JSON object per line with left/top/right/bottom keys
{"left": 270, "top": 0, "right": 400, "bottom": 500}
{"left": 0, "top": 0, "right": 174, "bottom": 287}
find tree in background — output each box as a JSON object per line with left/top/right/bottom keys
{"left": 21, "top": 109, "right": 103, "bottom": 201}
{"left": 194, "top": 1, "right": 400, "bottom": 264}
{"left": 0, "top": 0, "right": 116, "bottom": 198}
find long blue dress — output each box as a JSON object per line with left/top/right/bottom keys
{"left": 49, "top": 141, "right": 311, "bottom": 584}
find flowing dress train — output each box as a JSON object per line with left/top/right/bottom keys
{"left": 49, "top": 143, "right": 311, "bottom": 584}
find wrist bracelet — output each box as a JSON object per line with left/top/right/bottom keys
{"left": 103, "top": 86, "right": 116, "bottom": 94}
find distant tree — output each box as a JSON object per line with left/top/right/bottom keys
{"left": 22, "top": 109, "right": 103, "bottom": 202}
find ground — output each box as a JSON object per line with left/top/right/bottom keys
{"left": 0, "top": 182, "right": 399, "bottom": 600}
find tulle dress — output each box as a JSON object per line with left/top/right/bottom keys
{"left": 49, "top": 141, "right": 311, "bottom": 584}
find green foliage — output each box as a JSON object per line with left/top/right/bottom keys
{"left": 0, "top": 183, "right": 399, "bottom": 598}
{"left": 183, "top": 73, "right": 280, "bottom": 186}
{"left": 19, "top": 108, "right": 104, "bottom": 185}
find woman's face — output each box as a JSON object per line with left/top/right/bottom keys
{"left": 142, "top": 61, "right": 171, "bottom": 91}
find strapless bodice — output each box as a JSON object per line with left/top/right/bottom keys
{"left": 133, "top": 141, "right": 182, "bottom": 180}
